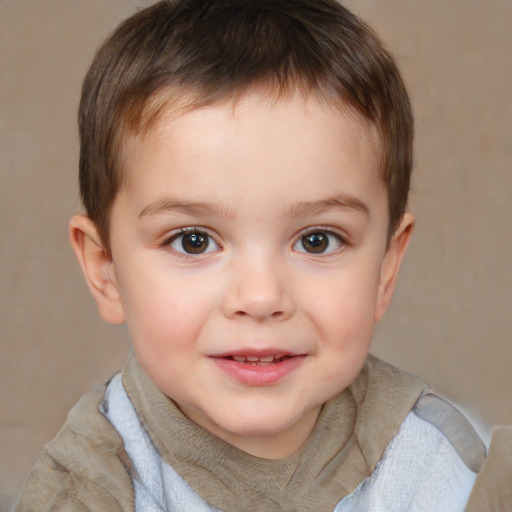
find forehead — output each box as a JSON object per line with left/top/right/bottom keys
{"left": 121, "top": 90, "right": 384, "bottom": 205}
{"left": 119, "top": 88, "right": 383, "bottom": 191}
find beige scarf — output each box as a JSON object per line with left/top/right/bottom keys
{"left": 122, "top": 353, "right": 427, "bottom": 512}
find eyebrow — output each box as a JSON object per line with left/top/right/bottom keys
{"left": 284, "top": 195, "right": 370, "bottom": 218}
{"left": 138, "top": 194, "right": 369, "bottom": 220}
{"left": 138, "top": 198, "right": 235, "bottom": 219}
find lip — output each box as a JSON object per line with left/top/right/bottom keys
{"left": 210, "top": 350, "right": 306, "bottom": 386}
{"left": 212, "top": 348, "right": 298, "bottom": 359}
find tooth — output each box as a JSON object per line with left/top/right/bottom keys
{"left": 246, "top": 356, "right": 259, "bottom": 362}
{"left": 259, "top": 356, "right": 275, "bottom": 362}
{"left": 233, "top": 356, "right": 246, "bottom": 362}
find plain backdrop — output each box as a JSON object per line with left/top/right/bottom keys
{"left": 1, "top": 1, "right": 511, "bottom": 508}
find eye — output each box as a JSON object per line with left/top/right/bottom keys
{"left": 168, "top": 229, "right": 219, "bottom": 255}
{"left": 293, "top": 230, "right": 344, "bottom": 255}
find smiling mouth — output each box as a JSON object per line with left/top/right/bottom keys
{"left": 212, "top": 352, "right": 305, "bottom": 385}
{"left": 224, "top": 355, "right": 292, "bottom": 366}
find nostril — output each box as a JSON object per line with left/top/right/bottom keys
{"left": 234, "top": 309, "right": 285, "bottom": 319}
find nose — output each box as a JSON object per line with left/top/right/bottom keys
{"left": 221, "top": 256, "right": 295, "bottom": 321}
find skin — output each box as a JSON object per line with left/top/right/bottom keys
{"left": 70, "top": 90, "right": 413, "bottom": 459}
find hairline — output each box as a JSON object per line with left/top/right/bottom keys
{"left": 106, "top": 81, "right": 387, "bottom": 246}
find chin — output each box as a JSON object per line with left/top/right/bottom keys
{"left": 220, "top": 411, "right": 299, "bottom": 438}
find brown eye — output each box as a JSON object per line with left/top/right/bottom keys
{"left": 182, "top": 232, "right": 209, "bottom": 253}
{"left": 294, "top": 230, "right": 343, "bottom": 255}
{"left": 301, "top": 232, "right": 329, "bottom": 253}
{"left": 169, "top": 230, "right": 219, "bottom": 255}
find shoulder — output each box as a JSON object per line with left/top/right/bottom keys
{"left": 12, "top": 383, "right": 135, "bottom": 512}
{"left": 337, "top": 392, "right": 485, "bottom": 512}
{"left": 383, "top": 397, "right": 482, "bottom": 505}
{"left": 371, "top": 392, "right": 485, "bottom": 510}
{"left": 412, "top": 391, "right": 486, "bottom": 473}
{"left": 361, "top": 356, "right": 486, "bottom": 473}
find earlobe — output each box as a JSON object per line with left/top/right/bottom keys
{"left": 375, "top": 213, "right": 414, "bottom": 323}
{"left": 69, "top": 214, "right": 125, "bottom": 325}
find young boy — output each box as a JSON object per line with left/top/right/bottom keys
{"left": 13, "top": 0, "right": 511, "bottom": 510}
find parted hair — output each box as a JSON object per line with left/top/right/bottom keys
{"left": 79, "top": 0, "right": 413, "bottom": 248}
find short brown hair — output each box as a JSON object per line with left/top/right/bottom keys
{"left": 79, "top": 0, "right": 413, "bottom": 248}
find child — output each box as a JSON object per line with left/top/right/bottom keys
{"left": 13, "top": 0, "right": 511, "bottom": 510}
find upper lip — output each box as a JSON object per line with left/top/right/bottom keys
{"left": 210, "top": 348, "right": 301, "bottom": 358}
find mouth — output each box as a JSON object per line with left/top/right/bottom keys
{"left": 210, "top": 350, "right": 305, "bottom": 385}
{"left": 223, "top": 354, "right": 293, "bottom": 366}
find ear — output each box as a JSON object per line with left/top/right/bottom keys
{"left": 374, "top": 213, "right": 414, "bottom": 323}
{"left": 69, "top": 214, "right": 125, "bottom": 325}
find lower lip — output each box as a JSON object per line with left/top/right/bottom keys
{"left": 211, "top": 356, "right": 306, "bottom": 386}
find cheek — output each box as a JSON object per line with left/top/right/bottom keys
{"left": 307, "top": 267, "right": 380, "bottom": 336}
{"left": 117, "top": 266, "right": 219, "bottom": 351}
{"left": 302, "top": 267, "right": 381, "bottom": 387}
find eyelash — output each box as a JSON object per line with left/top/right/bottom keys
{"left": 292, "top": 227, "right": 347, "bottom": 256}
{"left": 161, "top": 227, "right": 221, "bottom": 257}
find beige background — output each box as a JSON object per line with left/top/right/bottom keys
{"left": 1, "top": 0, "right": 511, "bottom": 508}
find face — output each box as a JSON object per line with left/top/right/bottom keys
{"left": 94, "top": 91, "right": 410, "bottom": 458}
